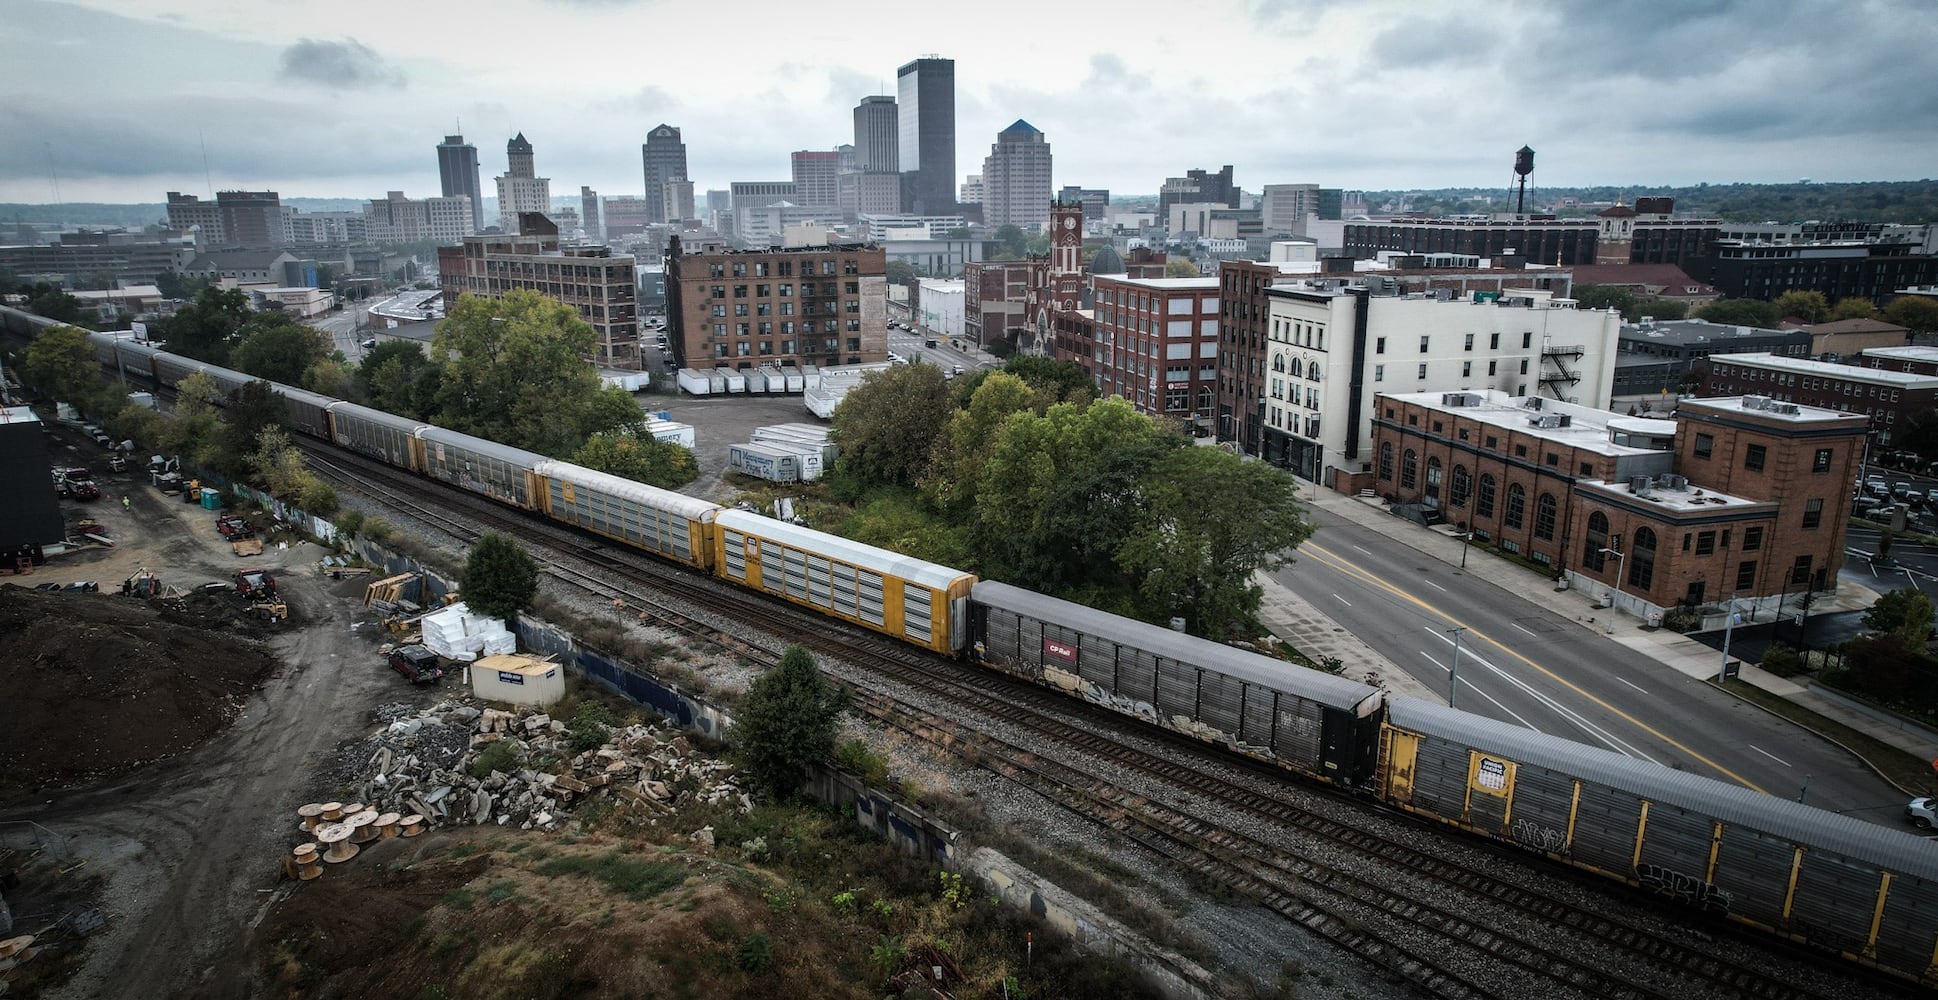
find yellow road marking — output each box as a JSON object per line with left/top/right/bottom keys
{"left": 1303, "top": 540, "right": 1769, "bottom": 793}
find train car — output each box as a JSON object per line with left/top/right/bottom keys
{"left": 151, "top": 351, "right": 209, "bottom": 391}
{"left": 1378, "top": 696, "right": 1938, "bottom": 984}
{"left": 276, "top": 386, "right": 340, "bottom": 442}
{"left": 89, "top": 330, "right": 122, "bottom": 367}
{"left": 112, "top": 338, "right": 162, "bottom": 386}
{"left": 711, "top": 509, "right": 974, "bottom": 654}
{"left": 416, "top": 426, "right": 543, "bottom": 511}
{"left": 328, "top": 402, "right": 426, "bottom": 471}
{"left": 970, "top": 581, "right": 1385, "bottom": 786}
{"left": 532, "top": 460, "right": 720, "bottom": 571}
{"left": 196, "top": 362, "right": 258, "bottom": 400}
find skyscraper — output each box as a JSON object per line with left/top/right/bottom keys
{"left": 494, "top": 133, "right": 551, "bottom": 232}
{"left": 437, "top": 134, "right": 484, "bottom": 232}
{"left": 791, "top": 151, "right": 841, "bottom": 209}
{"left": 896, "top": 56, "right": 955, "bottom": 215}
{"left": 641, "top": 124, "right": 688, "bottom": 225}
{"left": 980, "top": 120, "right": 1052, "bottom": 231}
{"left": 581, "top": 185, "right": 602, "bottom": 241}
{"left": 853, "top": 96, "right": 898, "bottom": 172}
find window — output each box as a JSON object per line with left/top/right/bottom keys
{"left": 1425, "top": 457, "right": 1442, "bottom": 499}
{"left": 1534, "top": 493, "right": 1557, "bottom": 540}
{"left": 1462, "top": 361, "right": 1472, "bottom": 378}
{"left": 1694, "top": 433, "right": 1714, "bottom": 459}
{"left": 1789, "top": 554, "right": 1813, "bottom": 585}
{"left": 1813, "top": 448, "right": 1832, "bottom": 473}
{"left": 1628, "top": 527, "right": 1657, "bottom": 590}
{"left": 1401, "top": 449, "right": 1418, "bottom": 489}
{"left": 1417, "top": 363, "right": 1428, "bottom": 379}
{"left": 1378, "top": 442, "right": 1393, "bottom": 481}
{"left": 1745, "top": 444, "right": 1766, "bottom": 471}
{"left": 1545, "top": 452, "right": 1559, "bottom": 467}
{"left": 1464, "top": 333, "right": 1474, "bottom": 351}
{"left": 1376, "top": 336, "right": 1386, "bottom": 354}
{"left": 1485, "top": 435, "right": 1498, "bottom": 449}
{"left": 1488, "top": 360, "right": 1498, "bottom": 376}
{"left": 1736, "top": 560, "right": 1758, "bottom": 591}
{"left": 1514, "top": 444, "right": 1528, "bottom": 457}
{"left": 1504, "top": 483, "right": 1526, "bottom": 529}
{"left": 1374, "top": 364, "right": 1384, "bottom": 382}
{"left": 1802, "top": 498, "right": 1823, "bottom": 528}
{"left": 1583, "top": 511, "right": 1609, "bottom": 570}
{"left": 1476, "top": 474, "right": 1496, "bottom": 518}
{"left": 1519, "top": 359, "right": 1530, "bottom": 375}
{"left": 1419, "top": 335, "right": 1430, "bottom": 353}
{"left": 1450, "top": 465, "right": 1471, "bottom": 507}
{"left": 1489, "top": 333, "right": 1500, "bottom": 349}
{"left": 1580, "top": 461, "right": 1594, "bottom": 475}
{"left": 1743, "top": 526, "right": 1763, "bottom": 551}
{"left": 1696, "top": 531, "right": 1716, "bottom": 556}
{"left": 1521, "top": 332, "right": 1532, "bottom": 349}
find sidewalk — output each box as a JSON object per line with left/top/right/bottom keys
{"left": 1254, "top": 485, "right": 1938, "bottom": 787}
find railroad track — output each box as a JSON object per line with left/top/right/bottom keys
{"left": 304, "top": 443, "right": 1869, "bottom": 1000}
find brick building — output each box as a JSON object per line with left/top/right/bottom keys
{"left": 1085, "top": 275, "right": 1222, "bottom": 422}
{"left": 663, "top": 237, "right": 888, "bottom": 370}
{"left": 1701, "top": 353, "right": 1938, "bottom": 447}
{"left": 436, "top": 215, "right": 639, "bottom": 367}
{"left": 1372, "top": 390, "right": 1865, "bottom": 620}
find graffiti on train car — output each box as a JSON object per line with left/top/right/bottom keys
{"left": 1511, "top": 817, "right": 1568, "bottom": 853}
{"left": 1637, "top": 862, "right": 1735, "bottom": 916}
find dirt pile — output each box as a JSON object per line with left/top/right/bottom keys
{"left": 0, "top": 584, "right": 278, "bottom": 797}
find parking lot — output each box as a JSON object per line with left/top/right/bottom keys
{"left": 640, "top": 390, "right": 822, "bottom": 503}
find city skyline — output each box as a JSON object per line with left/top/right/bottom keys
{"left": 2, "top": 0, "right": 1935, "bottom": 205}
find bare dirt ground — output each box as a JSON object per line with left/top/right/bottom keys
{"left": 1, "top": 431, "right": 414, "bottom": 1000}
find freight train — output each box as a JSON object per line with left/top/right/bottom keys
{"left": 6, "top": 307, "right": 1935, "bottom": 986}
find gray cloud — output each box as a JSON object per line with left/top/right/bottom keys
{"left": 278, "top": 38, "right": 405, "bottom": 89}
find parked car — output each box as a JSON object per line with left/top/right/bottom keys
{"left": 1894, "top": 482, "right": 1918, "bottom": 500}
{"left": 1908, "top": 797, "right": 1937, "bottom": 830}
{"left": 388, "top": 644, "right": 444, "bottom": 684}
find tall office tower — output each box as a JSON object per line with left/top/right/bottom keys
{"left": 853, "top": 96, "right": 899, "bottom": 172}
{"left": 980, "top": 120, "right": 1052, "bottom": 231}
{"left": 581, "top": 186, "right": 602, "bottom": 241}
{"left": 216, "top": 190, "right": 285, "bottom": 247}
{"left": 663, "top": 179, "right": 695, "bottom": 223}
{"left": 1260, "top": 183, "right": 1321, "bottom": 236}
{"left": 493, "top": 133, "right": 551, "bottom": 232}
{"left": 437, "top": 134, "right": 484, "bottom": 232}
{"left": 896, "top": 56, "right": 955, "bottom": 215}
{"left": 641, "top": 124, "right": 689, "bottom": 225}
{"left": 791, "top": 151, "right": 842, "bottom": 208}
{"left": 959, "top": 174, "right": 983, "bottom": 204}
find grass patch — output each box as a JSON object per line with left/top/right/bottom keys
{"left": 440, "top": 887, "right": 476, "bottom": 911}
{"left": 1714, "top": 677, "right": 1933, "bottom": 791}
{"left": 535, "top": 850, "right": 689, "bottom": 901}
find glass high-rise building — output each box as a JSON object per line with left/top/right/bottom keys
{"left": 896, "top": 57, "right": 955, "bottom": 215}
{"left": 436, "top": 134, "right": 483, "bottom": 232}
{"left": 641, "top": 124, "right": 689, "bottom": 225}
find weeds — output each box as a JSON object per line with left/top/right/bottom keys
{"left": 535, "top": 851, "right": 687, "bottom": 901}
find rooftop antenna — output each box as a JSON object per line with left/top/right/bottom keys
{"left": 200, "top": 130, "right": 214, "bottom": 196}
{"left": 44, "top": 141, "right": 61, "bottom": 206}
{"left": 1513, "top": 145, "right": 1535, "bottom": 216}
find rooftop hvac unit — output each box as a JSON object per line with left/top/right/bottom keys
{"left": 1529, "top": 414, "right": 1562, "bottom": 429}
{"left": 1523, "top": 396, "right": 1544, "bottom": 410}
{"left": 1743, "top": 394, "right": 1771, "bottom": 410}
{"left": 1771, "top": 402, "right": 1801, "bottom": 415}
{"left": 1660, "top": 474, "right": 1688, "bottom": 490}
{"left": 1557, "top": 414, "right": 1573, "bottom": 427}
{"left": 1441, "top": 392, "right": 1481, "bottom": 407}
{"left": 1629, "top": 475, "right": 1653, "bottom": 494}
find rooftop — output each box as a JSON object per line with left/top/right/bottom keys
{"left": 1805, "top": 317, "right": 1910, "bottom": 336}
{"left": 1679, "top": 394, "right": 1876, "bottom": 425}
{"left": 1707, "top": 352, "right": 1938, "bottom": 388}
{"left": 1381, "top": 388, "right": 1673, "bottom": 459}
{"left": 1097, "top": 276, "right": 1219, "bottom": 290}
{"left": 1860, "top": 345, "right": 1938, "bottom": 364}
{"left": 1575, "top": 475, "right": 1768, "bottom": 515}
{"left": 1619, "top": 318, "right": 1799, "bottom": 345}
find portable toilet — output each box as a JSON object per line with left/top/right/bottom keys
{"left": 199, "top": 487, "right": 221, "bottom": 509}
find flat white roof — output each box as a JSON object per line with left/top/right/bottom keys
{"left": 1382, "top": 389, "right": 1664, "bottom": 458}
{"left": 1860, "top": 345, "right": 1938, "bottom": 364}
{"left": 1706, "top": 352, "right": 1938, "bottom": 389}
{"left": 1680, "top": 395, "right": 1873, "bottom": 425}
{"left": 1576, "top": 477, "right": 1767, "bottom": 514}
{"left": 1, "top": 405, "right": 42, "bottom": 425}
{"left": 1099, "top": 276, "right": 1218, "bottom": 290}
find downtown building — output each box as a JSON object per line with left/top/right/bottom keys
{"left": 979, "top": 120, "right": 1052, "bottom": 232}
{"left": 663, "top": 238, "right": 889, "bottom": 370}
{"left": 897, "top": 56, "right": 956, "bottom": 215}
{"left": 1701, "top": 352, "right": 1938, "bottom": 447}
{"left": 641, "top": 124, "right": 689, "bottom": 225}
{"left": 436, "top": 215, "right": 639, "bottom": 367}
{"left": 165, "top": 190, "right": 286, "bottom": 248}
{"left": 437, "top": 134, "right": 485, "bottom": 232}
{"left": 1372, "top": 390, "right": 1864, "bottom": 620}
{"left": 362, "top": 191, "right": 476, "bottom": 243}
{"left": 494, "top": 134, "right": 551, "bottom": 232}
{"left": 841, "top": 96, "right": 903, "bottom": 221}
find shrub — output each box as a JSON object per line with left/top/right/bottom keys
{"left": 1760, "top": 641, "right": 1807, "bottom": 677}
{"left": 833, "top": 738, "right": 890, "bottom": 786}
{"left": 736, "top": 932, "right": 772, "bottom": 973}
{"left": 565, "top": 701, "right": 616, "bottom": 753}
{"left": 335, "top": 509, "right": 365, "bottom": 538}
{"left": 469, "top": 741, "right": 518, "bottom": 779}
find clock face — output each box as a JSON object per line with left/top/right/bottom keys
{"left": 1062, "top": 215, "right": 1076, "bottom": 230}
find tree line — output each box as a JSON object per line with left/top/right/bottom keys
{"left": 828, "top": 357, "right": 1312, "bottom": 640}
{"left": 1572, "top": 284, "right": 1938, "bottom": 333}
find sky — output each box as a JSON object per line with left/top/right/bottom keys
{"left": 2, "top": 0, "right": 1935, "bottom": 206}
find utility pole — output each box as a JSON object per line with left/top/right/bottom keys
{"left": 1447, "top": 626, "right": 1469, "bottom": 709}
{"left": 1718, "top": 592, "right": 1741, "bottom": 683}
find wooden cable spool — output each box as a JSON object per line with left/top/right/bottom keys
{"left": 375, "top": 812, "right": 403, "bottom": 838}
{"left": 318, "top": 801, "right": 345, "bottom": 822}
{"left": 296, "top": 803, "right": 326, "bottom": 832}
{"left": 316, "top": 823, "right": 359, "bottom": 863}
{"left": 346, "top": 809, "right": 382, "bottom": 844}
{"left": 398, "top": 814, "right": 425, "bottom": 837}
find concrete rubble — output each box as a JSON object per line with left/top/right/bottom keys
{"left": 341, "top": 700, "right": 751, "bottom": 833}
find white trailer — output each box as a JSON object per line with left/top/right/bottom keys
{"left": 644, "top": 418, "right": 696, "bottom": 449}
{"left": 758, "top": 364, "right": 787, "bottom": 394}
{"left": 781, "top": 365, "right": 805, "bottom": 393}
{"left": 714, "top": 366, "right": 747, "bottom": 393}
{"left": 677, "top": 368, "right": 714, "bottom": 396}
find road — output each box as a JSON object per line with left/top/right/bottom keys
{"left": 1272, "top": 512, "right": 1913, "bottom": 828}
{"left": 888, "top": 328, "right": 995, "bottom": 377}
{"left": 307, "top": 302, "right": 373, "bottom": 362}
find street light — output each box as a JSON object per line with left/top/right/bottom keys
{"left": 1599, "top": 547, "right": 1625, "bottom": 611}
{"left": 1718, "top": 592, "right": 1744, "bottom": 683}
{"left": 1446, "top": 626, "right": 1469, "bottom": 709}
{"left": 1459, "top": 526, "right": 1473, "bottom": 569}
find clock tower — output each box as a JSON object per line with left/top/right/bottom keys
{"left": 1048, "top": 200, "right": 1083, "bottom": 315}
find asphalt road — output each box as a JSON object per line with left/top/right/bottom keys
{"left": 1273, "top": 511, "right": 1913, "bottom": 828}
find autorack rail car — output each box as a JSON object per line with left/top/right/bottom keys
{"left": 969, "top": 581, "right": 1385, "bottom": 786}
{"left": 327, "top": 402, "right": 426, "bottom": 470}
{"left": 533, "top": 459, "right": 718, "bottom": 571}
{"left": 277, "top": 387, "right": 339, "bottom": 441}
{"left": 1379, "top": 696, "right": 1938, "bottom": 979}
{"left": 417, "top": 426, "right": 544, "bottom": 510}
{"left": 712, "top": 509, "right": 973, "bottom": 654}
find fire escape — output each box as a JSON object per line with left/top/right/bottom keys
{"left": 1540, "top": 339, "right": 1585, "bottom": 401}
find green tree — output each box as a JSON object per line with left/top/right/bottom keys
{"left": 1164, "top": 258, "right": 1201, "bottom": 278}
{"left": 1829, "top": 297, "right": 1881, "bottom": 321}
{"left": 1884, "top": 296, "right": 1938, "bottom": 334}
{"left": 1862, "top": 587, "right": 1934, "bottom": 646}
{"left": 1023, "top": 233, "right": 1050, "bottom": 256}
{"left": 986, "top": 338, "right": 1016, "bottom": 359}
{"left": 231, "top": 313, "right": 331, "bottom": 384}
{"left": 162, "top": 286, "right": 251, "bottom": 364}
{"left": 356, "top": 340, "right": 440, "bottom": 416}
{"left": 218, "top": 380, "right": 289, "bottom": 478}
{"left": 829, "top": 363, "right": 954, "bottom": 489}
{"left": 1002, "top": 355, "right": 1095, "bottom": 404}
{"left": 247, "top": 425, "right": 336, "bottom": 514}
{"left": 162, "top": 371, "right": 225, "bottom": 470}
{"left": 884, "top": 259, "right": 917, "bottom": 288}
{"left": 1697, "top": 298, "right": 1781, "bottom": 329}
{"left": 21, "top": 323, "right": 104, "bottom": 408}
{"left": 1638, "top": 299, "right": 1689, "bottom": 321}
{"left": 302, "top": 355, "right": 355, "bottom": 399}
{"left": 572, "top": 431, "right": 699, "bottom": 489}
{"left": 943, "top": 227, "right": 970, "bottom": 239}
{"left": 431, "top": 290, "right": 630, "bottom": 456}
{"left": 459, "top": 531, "right": 540, "bottom": 623}
{"left": 1773, "top": 290, "right": 1830, "bottom": 324}
{"left": 154, "top": 270, "right": 211, "bottom": 301}
{"left": 731, "top": 645, "right": 847, "bottom": 800}
{"left": 26, "top": 283, "right": 86, "bottom": 326}
{"left": 991, "top": 224, "right": 1027, "bottom": 259}
{"left": 1118, "top": 446, "right": 1314, "bottom": 639}
{"left": 1572, "top": 285, "right": 1637, "bottom": 316}
{"left": 925, "top": 371, "right": 1038, "bottom": 515}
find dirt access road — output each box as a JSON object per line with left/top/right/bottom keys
{"left": 1, "top": 477, "right": 416, "bottom": 1000}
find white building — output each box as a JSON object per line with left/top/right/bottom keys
{"left": 363, "top": 191, "right": 477, "bottom": 243}
{"left": 859, "top": 214, "right": 968, "bottom": 241}
{"left": 915, "top": 277, "right": 965, "bottom": 340}
{"left": 1260, "top": 183, "right": 1321, "bottom": 236}
{"left": 494, "top": 133, "right": 551, "bottom": 232}
{"left": 980, "top": 121, "right": 1052, "bottom": 232}
{"left": 1261, "top": 283, "right": 1621, "bottom": 486}
{"left": 959, "top": 173, "right": 983, "bottom": 205}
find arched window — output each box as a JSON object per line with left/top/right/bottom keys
{"left": 1309, "top": 366, "right": 1322, "bottom": 383}
{"left": 1425, "top": 457, "right": 1443, "bottom": 500}
{"left": 1629, "top": 527, "right": 1657, "bottom": 591}
{"left": 1450, "top": 465, "right": 1471, "bottom": 508}
{"left": 1378, "top": 442, "right": 1394, "bottom": 481}
{"left": 1476, "top": 474, "right": 1496, "bottom": 518}
{"left": 1534, "top": 493, "right": 1557, "bottom": 540}
{"left": 1583, "top": 511, "right": 1609, "bottom": 570}
{"left": 1504, "top": 482, "right": 1526, "bottom": 529}
{"left": 1291, "top": 358, "right": 1303, "bottom": 378}
{"left": 1401, "top": 449, "right": 1418, "bottom": 490}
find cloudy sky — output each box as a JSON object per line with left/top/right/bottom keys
{"left": 2, "top": 0, "right": 1934, "bottom": 206}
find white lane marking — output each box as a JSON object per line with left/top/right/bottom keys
{"left": 1512, "top": 622, "right": 1538, "bottom": 636}
{"left": 1420, "top": 652, "right": 1544, "bottom": 731}
{"left": 1424, "top": 580, "right": 1448, "bottom": 593}
{"left": 1747, "top": 744, "right": 1792, "bottom": 767}
{"left": 1616, "top": 676, "right": 1649, "bottom": 695}
{"left": 1352, "top": 544, "right": 1373, "bottom": 555}
{"left": 1425, "top": 628, "right": 1662, "bottom": 763}
{"left": 1332, "top": 594, "right": 1351, "bottom": 606}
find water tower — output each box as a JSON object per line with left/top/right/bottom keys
{"left": 1512, "top": 146, "right": 1535, "bottom": 215}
